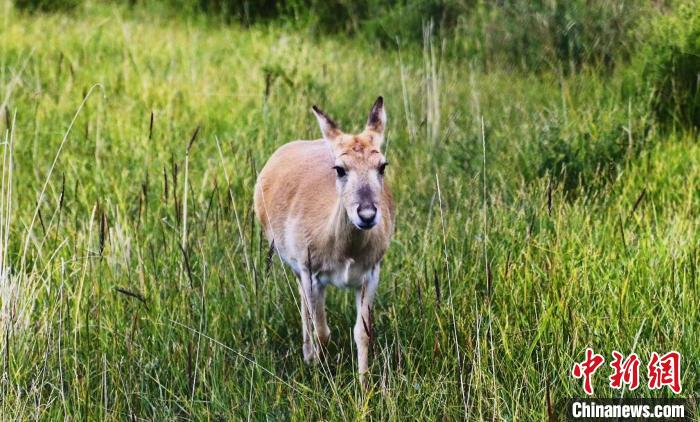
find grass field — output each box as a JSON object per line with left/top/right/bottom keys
{"left": 1, "top": 1, "right": 698, "bottom": 419}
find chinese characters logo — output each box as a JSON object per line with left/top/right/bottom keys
{"left": 572, "top": 348, "right": 682, "bottom": 395}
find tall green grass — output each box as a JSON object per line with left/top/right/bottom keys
{"left": 0, "top": 1, "right": 698, "bottom": 419}
{"left": 634, "top": 1, "right": 700, "bottom": 129}
{"left": 148, "top": 0, "right": 651, "bottom": 72}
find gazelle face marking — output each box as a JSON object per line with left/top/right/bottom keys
{"left": 312, "top": 97, "right": 388, "bottom": 231}
{"left": 331, "top": 135, "right": 387, "bottom": 230}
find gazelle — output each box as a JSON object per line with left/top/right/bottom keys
{"left": 254, "top": 97, "right": 394, "bottom": 383}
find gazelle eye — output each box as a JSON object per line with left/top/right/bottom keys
{"left": 378, "top": 162, "right": 388, "bottom": 175}
{"left": 333, "top": 166, "right": 347, "bottom": 178}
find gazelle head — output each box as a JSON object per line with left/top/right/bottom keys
{"left": 312, "top": 97, "right": 388, "bottom": 231}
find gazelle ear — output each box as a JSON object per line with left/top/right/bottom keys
{"left": 312, "top": 105, "right": 342, "bottom": 141}
{"left": 365, "top": 96, "right": 386, "bottom": 139}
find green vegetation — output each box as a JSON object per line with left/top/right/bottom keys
{"left": 635, "top": 2, "right": 700, "bottom": 128}
{"left": 12, "top": 0, "right": 81, "bottom": 12}
{"left": 154, "top": 0, "right": 648, "bottom": 71}
{"left": 1, "top": 0, "right": 698, "bottom": 419}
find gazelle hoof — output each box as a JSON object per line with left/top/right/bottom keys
{"left": 303, "top": 343, "right": 319, "bottom": 364}
{"left": 359, "top": 372, "right": 371, "bottom": 390}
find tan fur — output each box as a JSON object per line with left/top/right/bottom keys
{"left": 253, "top": 98, "right": 394, "bottom": 384}
{"left": 255, "top": 137, "right": 393, "bottom": 271}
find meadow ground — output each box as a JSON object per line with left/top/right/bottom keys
{"left": 0, "top": 1, "right": 698, "bottom": 419}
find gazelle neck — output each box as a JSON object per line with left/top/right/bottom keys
{"left": 327, "top": 198, "right": 378, "bottom": 255}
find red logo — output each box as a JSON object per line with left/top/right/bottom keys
{"left": 572, "top": 348, "right": 605, "bottom": 395}
{"left": 609, "top": 351, "right": 640, "bottom": 390}
{"left": 647, "top": 351, "right": 682, "bottom": 394}
{"left": 573, "top": 349, "right": 682, "bottom": 395}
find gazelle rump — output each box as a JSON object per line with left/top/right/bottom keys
{"left": 253, "top": 97, "right": 394, "bottom": 382}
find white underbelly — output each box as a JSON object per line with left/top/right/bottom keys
{"left": 275, "top": 249, "right": 369, "bottom": 288}
{"left": 317, "top": 259, "right": 369, "bottom": 289}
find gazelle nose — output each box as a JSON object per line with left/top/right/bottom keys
{"left": 357, "top": 204, "right": 377, "bottom": 225}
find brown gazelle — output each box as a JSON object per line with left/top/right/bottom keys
{"left": 254, "top": 97, "right": 394, "bottom": 383}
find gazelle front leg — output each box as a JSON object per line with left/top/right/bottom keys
{"left": 354, "top": 265, "right": 380, "bottom": 385}
{"left": 312, "top": 281, "right": 331, "bottom": 348}
{"left": 298, "top": 268, "right": 319, "bottom": 364}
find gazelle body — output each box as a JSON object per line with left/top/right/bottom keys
{"left": 254, "top": 97, "right": 394, "bottom": 382}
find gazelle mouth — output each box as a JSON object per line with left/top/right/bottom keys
{"left": 354, "top": 221, "right": 377, "bottom": 230}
